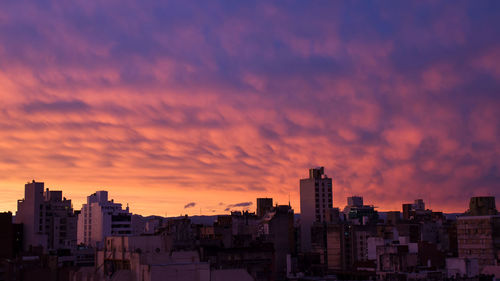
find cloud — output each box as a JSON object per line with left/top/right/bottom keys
{"left": 224, "top": 202, "right": 253, "bottom": 212}
{"left": 0, "top": 0, "right": 498, "bottom": 215}
{"left": 227, "top": 202, "right": 253, "bottom": 208}
{"left": 184, "top": 202, "right": 196, "bottom": 209}
{"left": 22, "top": 100, "right": 91, "bottom": 114}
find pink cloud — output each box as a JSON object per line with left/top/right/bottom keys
{"left": 0, "top": 1, "right": 498, "bottom": 216}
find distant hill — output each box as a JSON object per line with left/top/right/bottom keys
{"left": 142, "top": 211, "right": 462, "bottom": 226}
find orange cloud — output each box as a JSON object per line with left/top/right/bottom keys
{"left": 0, "top": 0, "right": 498, "bottom": 216}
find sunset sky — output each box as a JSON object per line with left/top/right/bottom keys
{"left": 0, "top": 1, "right": 499, "bottom": 216}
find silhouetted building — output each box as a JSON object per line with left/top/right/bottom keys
{"left": 347, "top": 196, "right": 363, "bottom": 207}
{"left": 402, "top": 203, "right": 413, "bottom": 220}
{"left": 203, "top": 242, "right": 274, "bottom": 281}
{"left": 446, "top": 257, "right": 479, "bottom": 278}
{"left": 161, "top": 216, "right": 199, "bottom": 251}
{"left": 326, "top": 224, "right": 343, "bottom": 272}
{"left": 0, "top": 212, "right": 23, "bottom": 259}
{"left": 376, "top": 242, "right": 418, "bottom": 280}
{"left": 343, "top": 196, "right": 379, "bottom": 225}
{"left": 93, "top": 236, "right": 212, "bottom": 281}
{"left": 456, "top": 196, "right": 500, "bottom": 274}
{"left": 231, "top": 211, "right": 260, "bottom": 247}
{"left": 386, "top": 211, "right": 401, "bottom": 225}
{"left": 457, "top": 214, "right": 500, "bottom": 270}
{"left": 300, "top": 167, "right": 332, "bottom": 252}
{"left": 256, "top": 198, "right": 273, "bottom": 217}
{"left": 260, "top": 205, "right": 295, "bottom": 280}
{"left": 467, "top": 196, "right": 498, "bottom": 216}
{"left": 418, "top": 241, "right": 446, "bottom": 269}
{"left": 15, "top": 180, "right": 77, "bottom": 252}
{"left": 326, "top": 223, "right": 378, "bottom": 277}
{"left": 401, "top": 199, "right": 435, "bottom": 222}
{"left": 414, "top": 199, "right": 425, "bottom": 211}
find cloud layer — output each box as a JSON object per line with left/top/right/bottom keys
{"left": 0, "top": 1, "right": 499, "bottom": 215}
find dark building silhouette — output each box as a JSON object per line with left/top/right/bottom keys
{"left": 256, "top": 198, "right": 273, "bottom": 217}
{"left": 467, "top": 196, "right": 498, "bottom": 216}
{"left": 458, "top": 196, "right": 500, "bottom": 271}
{"left": 15, "top": 180, "right": 77, "bottom": 252}
{"left": 300, "top": 167, "right": 333, "bottom": 252}
{"left": 261, "top": 204, "right": 295, "bottom": 280}
{"left": 0, "top": 212, "right": 23, "bottom": 259}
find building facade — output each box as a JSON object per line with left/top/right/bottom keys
{"left": 300, "top": 167, "right": 333, "bottom": 252}
{"left": 15, "top": 180, "right": 77, "bottom": 252}
{"left": 457, "top": 215, "right": 500, "bottom": 270}
{"left": 0, "top": 212, "right": 23, "bottom": 259}
{"left": 256, "top": 198, "right": 273, "bottom": 217}
{"left": 457, "top": 196, "right": 500, "bottom": 271}
{"left": 77, "top": 191, "right": 132, "bottom": 248}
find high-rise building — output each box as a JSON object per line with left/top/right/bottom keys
{"left": 256, "top": 198, "right": 273, "bottom": 217}
{"left": 457, "top": 197, "right": 500, "bottom": 270}
{"left": 300, "top": 167, "right": 332, "bottom": 252}
{"left": 15, "top": 180, "right": 77, "bottom": 252}
{"left": 77, "top": 191, "right": 132, "bottom": 248}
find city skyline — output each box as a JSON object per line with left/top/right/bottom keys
{"left": 2, "top": 175, "right": 497, "bottom": 217}
{"left": 1, "top": 1, "right": 500, "bottom": 216}
{"left": 3, "top": 169, "right": 498, "bottom": 280}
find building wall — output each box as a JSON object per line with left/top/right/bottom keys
{"left": 446, "top": 258, "right": 479, "bottom": 278}
{"left": 77, "top": 191, "right": 132, "bottom": 248}
{"left": 457, "top": 215, "right": 500, "bottom": 270}
{"left": 15, "top": 181, "right": 76, "bottom": 252}
{"left": 300, "top": 167, "right": 332, "bottom": 252}
{"left": 149, "top": 263, "right": 210, "bottom": 281}
{"left": 268, "top": 205, "right": 295, "bottom": 280}
{"left": 0, "top": 212, "right": 14, "bottom": 259}
{"left": 354, "top": 230, "right": 371, "bottom": 262}
{"left": 96, "top": 237, "right": 209, "bottom": 281}
{"left": 15, "top": 181, "right": 45, "bottom": 251}
{"left": 367, "top": 237, "right": 384, "bottom": 261}
{"left": 256, "top": 198, "right": 273, "bottom": 217}
{"left": 326, "top": 224, "right": 342, "bottom": 271}
{"left": 211, "top": 269, "right": 254, "bottom": 281}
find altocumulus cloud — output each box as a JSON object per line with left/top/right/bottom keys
{"left": 0, "top": 0, "right": 498, "bottom": 215}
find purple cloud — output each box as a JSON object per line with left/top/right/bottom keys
{"left": 0, "top": 0, "right": 498, "bottom": 215}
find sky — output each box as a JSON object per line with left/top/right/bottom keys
{"left": 0, "top": 1, "right": 499, "bottom": 216}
